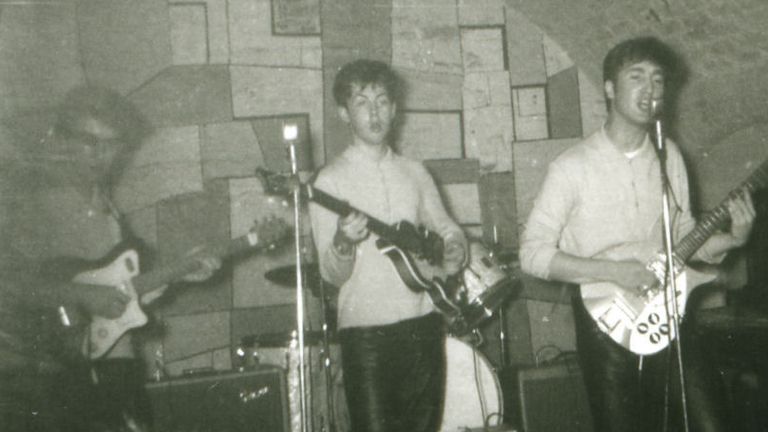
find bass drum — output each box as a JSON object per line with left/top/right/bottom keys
{"left": 331, "top": 336, "right": 502, "bottom": 432}
{"left": 441, "top": 336, "right": 503, "bottom": 431}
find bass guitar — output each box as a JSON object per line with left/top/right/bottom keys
{"left": 52, "top": 217, "right": 290, "bottom": 359}
{"left": 256, "top": 169, "right": 464, "bottom": 320}
{"left": 582, "top": 158, "right": 768, "bottom": 355}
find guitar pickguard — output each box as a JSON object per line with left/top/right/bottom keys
{"left": 73, "top": 249, "right": 148, "bottom": 359}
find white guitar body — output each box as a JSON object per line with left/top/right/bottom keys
{"left": 72, "top": 249, "right": 147, "bottom": 359}
{"left": 581, "top": 266, "right": 715, "bottom": 355}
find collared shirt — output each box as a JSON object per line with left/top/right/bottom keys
{"left": 309, "top": 145, "right": 465, "bottom": 329}
{"left": 520, "top": 127, "right": 720, "bottom": 289}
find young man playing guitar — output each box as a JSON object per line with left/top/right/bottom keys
{"left": 0, "top": 86, "right": 222, "bottom": 432}
{"left": 520, "top": 37, "right": 756, "bottom": 432}
{"left": 309, "top": 59, "right": 467, "bottom": 432}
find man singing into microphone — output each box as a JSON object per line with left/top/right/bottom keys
{"left": 520, "top": 37, "right": 755, "bottom": 431}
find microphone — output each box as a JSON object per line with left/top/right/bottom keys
{"left": 650, "top": 99, "right": 666, "bottom": 157}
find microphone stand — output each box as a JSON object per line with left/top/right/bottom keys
{"left": 491, "top": 224, "right": 508, "bottom": 369}
{"left": 317, "top": 279, "right": 337, "bottom": 432}
{"left": 284, "top": 123, "right": 310, "bottom": 432}
{"left": 651, "top": 102, "right": 689, "bottom": 432}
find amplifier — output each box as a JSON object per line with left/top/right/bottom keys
{"left": 146, "top": 366, "right": 289, "bottom": 432}
{"left": 517, "top": 359, "right": 593, "bottom": 432}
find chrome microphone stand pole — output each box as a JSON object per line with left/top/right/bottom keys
{"left": 491, "top": 224, "right": 508, "bottom": 368}
{"left": 651, "top": 101, "right": 689, "bottom": 432}
{"left": 284, "top": 123, "right": 310, "bottom": 432}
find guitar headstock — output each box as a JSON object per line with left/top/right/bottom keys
{"left": 255, "top": 168, "right": 299, "bottom": 197}
{"left": 251, "top": 216, "right": 292, "bottom": 251}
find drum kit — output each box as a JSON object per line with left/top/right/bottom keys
{"left": 244, "top": 240, "right": 521, "bottom": 432}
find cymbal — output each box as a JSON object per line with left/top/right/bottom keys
{"left": 265, "top": 264, "right": 325, "bottom": 290}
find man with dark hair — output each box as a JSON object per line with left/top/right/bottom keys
{"left": 520, "top": 37, "right": 755, "bottom": 431}
{"left": 0, "top": 85, "right": 221, "bottom": 431}
{"left": 309, "top": 59, "right": 467, "bottom": 432}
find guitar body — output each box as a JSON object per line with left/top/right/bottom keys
{"left": 581, "top": 266, "right": 715, "bottom": 355}
{"left": 72, "top": 247, "right": 147, "bottom": 359}
{"left": 377, "top": 240, "right": 462, "bottom": 319}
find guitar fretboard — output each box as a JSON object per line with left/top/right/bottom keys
{"left": 303, "top": 184, "right": 442, "bottom": 262}
{"left": 131, "top": 233, "right": 258, "bottom": 296}
{"left": 675, "top": 159, "right": 768, "bottom": 262}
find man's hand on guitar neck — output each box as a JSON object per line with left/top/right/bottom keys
{"left": 333, "top": 211, "right": 369, "bottom": 256}
{"left": 724, "top": 190, "right": 756, "bottom": 248}
{"left": 181, "top": 246, "right": 223, "bottom": 283}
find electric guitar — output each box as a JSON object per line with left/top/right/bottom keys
{"left": 51, "top": 217, "right": 290, "bottom": 360}
{"left": 582, "top": 158, "right": 768, "bottom": 355}
{"left": 256, "top": 169, "right": 464, "bottom": 320}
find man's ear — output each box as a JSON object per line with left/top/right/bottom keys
{"left": 337, "top": 105, "right": 350, "bottom": 123}
{"left": 604, "top": 80, "right": 615, "bottom": 102}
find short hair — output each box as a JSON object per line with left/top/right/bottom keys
{"left": 54, "top": 85, "right": 150, "bottom": 149}
{"left": 602, "top": 37, "right": 679, "bottom": 85}
{"left": 332, "top": 59, "right": 401, "bottom": 107}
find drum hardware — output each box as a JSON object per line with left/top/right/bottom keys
{"left": 450, "top": 241, "right": 522, "bottom": 337}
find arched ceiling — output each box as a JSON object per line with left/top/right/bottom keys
{"left": 507, "top": 0, "right": 768, "bottom": 154}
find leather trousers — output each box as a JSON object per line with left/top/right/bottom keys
{"left": 339, "top": 313, "right": 445, "bottom": 432}
{"left": 573, "top": 296, "right": 727, "bottom": 432}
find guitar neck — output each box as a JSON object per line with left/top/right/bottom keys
{"left": 303, "top": 184, "right": 398, "bottom": 239}
{"left": 130, "top": 233, "right": 258, "bottom": 297}
{"left": 675, "top": 159, "right": 768, "bottom": 262}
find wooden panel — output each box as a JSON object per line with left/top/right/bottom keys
{"left": 202, "top": 121, "right": 266, "bottom": 180}
{"left": 161, "top": 311, "right": 231, "bottom": 362}
{"left": 543, "top": 34, "right": 574, "bottom": 78}
{"left": 229, "top": 0, "right": 320, "bottom": 67}
{"left": 395, "top": 112, "right": 463, "bottom": 160}
{"left": 440, "top": 183, "right": 482, "bottom": 224}
{"left": 547, "top": 67, "right": 583, "bottom": 139}
{"left": 457, "top": 0, "right": 505, "bottom": 26}
{"left": 461, "top": 27, "right": 505, "bottom": 73}
{"left": 169, "top": 0, "right": 230, "bottom": 64}
{"left": 424, "top": 158, "right": 480, "bottom": 184}
{"left": 271, "top": 0, "right": 321, "bottom": 35}
{"left": 392, "top": 0, "right": 461, "bottom": 74}
{"left": 464, "top": 72, "right": 514, "bottom": 171}
{"left": 130, "top": 65, "right": 233, "bottom": 128}
{"left": 505, "top": 7, "right": 545, "bottom": 87}
{"left": 397, "top": 68, "right": 463, "bottom": 111}
{"left": 78, "top": 0, "right": 171, "bottom": 94}
{"left": 169, "top": 3, "right": 208, "bottom": 65}
{"left": 0, "top": 3, "right": 83, "bottom": 117}
{"left": 230, "top": 66, "right": 324, "bottom": 167}
{"left": 513, "top": 86, "right": 549, "bottom": 141}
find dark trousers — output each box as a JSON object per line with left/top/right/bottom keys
{"left": 573, "top": 296, "right": 727, "bottom": 432}
{"left": 0, "top": 363, "right": 97, "bottom": 432}
{"left": 0, "top": 359, "right": 152, "bottom": 432}
{"left": 339, "top": 313, "right": 446, "bottom": 432}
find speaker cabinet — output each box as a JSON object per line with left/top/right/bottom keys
{"left": 146, "top": 366, "right": 289, "bottom": 432}
{"left": 517, "top": 360, "right": 593, "bottom": 432}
